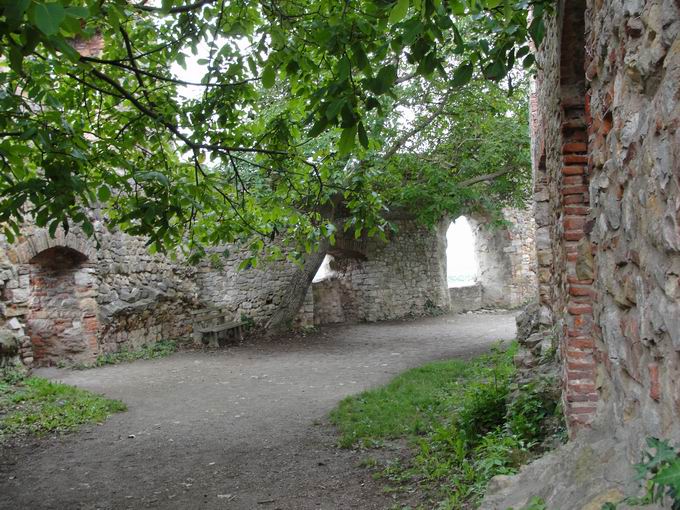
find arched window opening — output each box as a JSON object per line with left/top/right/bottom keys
{"left": 313, "top": 254, "right": 335, "bottom": 283}
{"left": 446, "top": 217, "right": 478, "bottom": 288}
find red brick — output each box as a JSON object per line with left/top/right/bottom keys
{"left": 563, "top": 175, "right": 584, "bottom": 185}
{"left": 569, "top": 285, "right": 595, "bottom": 297}
{"left": 564, "top": 205, "right": 589, "bottom": 216}
{"left": 563, "top": 155, "right": 589, "bottom": 165}
{"left": 562, "top": 142, "right": 588, "bottom": 153}
{"left": 649, "top": 363, "right": 661, "bottom": 401}
{"left": 568, "top": 304, "right": 593, "bottom": 315}
{"left": 567, "top": 276, "right": 594, "bottom": 285}
{"left": 565, "top": 230, "right": 585, "bottom": 241}
{"left": 566, "top": 392, "right": 599, "bottom": 402}
{"left": 567, "top": 361, "right": 596, "bottom": 371}
{"left": 563, "top": 194, "right": 585, "bottom": 205}
{"left": 562, "top": 185, "right": 589, "bottom": 195}
{"left": 566, "top": 381, "right": 597, "bottom": 392}
{"left": 564, "top": 217, "right": 586, "bottom": 230}
{"left": 568, "top": 405, "right": 597, "bottom": 414}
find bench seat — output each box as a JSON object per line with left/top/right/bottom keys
{"left": 192, "top": 308, "right": 245, "bottom": 347}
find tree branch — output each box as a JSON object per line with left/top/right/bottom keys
{"left": 457, "top": 168, "right": 513, "bottom": 187}
{"left": 382, "top": 89, "right": 452, "bottom": 160}
{"left": 132, "top": 0, "right": 216, "bottom": 14}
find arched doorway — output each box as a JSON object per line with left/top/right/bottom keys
{"left": 27, "top": 246, "right": 99, "bottom": 365}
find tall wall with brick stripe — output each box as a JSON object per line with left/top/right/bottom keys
{"left": 533, "top": 0, "right": 680, "bottom": 446}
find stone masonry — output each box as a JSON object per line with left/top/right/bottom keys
{"left": 532, "top": 0, "right": 680, "bottom": 446}
{"left": 307, "top": 210, "right": 537, "bottom": 326}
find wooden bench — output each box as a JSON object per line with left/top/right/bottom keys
{"left": 192, "top": 307, "right": 245, "bottom": 347}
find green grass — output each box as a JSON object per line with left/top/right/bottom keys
{"left": 0, "top": 370, "right": 126, "bottom": 441}
{"left": 330, "top": 342, "right": 565, "bottom": 509}
{"left": 331, "top": 358, "right": 472, "bottom": 448}
{"left": 73, "top": 339, "right": 178, "bottom": 368}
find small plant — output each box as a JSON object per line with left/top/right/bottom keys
{"left": 523, "top": 496, "right": 548, "bottom": 510}
{"left": 424, "top": 299, "right": 445, "bottom": 317}
{"left": 240, "top": 314, "right": 256, "bottom": 331}
{"left": 75, "top": 339, "right": 179, "bottom": 369}
{"left": 505, "top": 378, "right": 562, "bottom": 444}
{"left": 602, "top": 437, "right": 680, "bottom": 509}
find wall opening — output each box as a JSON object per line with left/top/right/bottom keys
{"left": 312, "top": 254, "right": 335, "bottom": 283}
{"left": 27, "top": 246, "right": 99, "bottom": 366}
{"left": 446, "top": 216, "right": 478, "bottom": 288}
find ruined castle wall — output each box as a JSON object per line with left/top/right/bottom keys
{"left": 586, "top": 0, "right": 680, "bottom": 445}
{"left": 311, "top": 220, "right": 450, "bottom": 324}
{"left": 95, "top": 231, "right": 201, "bottom": 354}
{"left": 195, "top": 246, "right": 317, "bottom": 329}
{"left": 470, "top": 208, "right": 538, "bottom": 309}
{"left": 0, "top": 221, "right": 320, "bottom": 366}
{"left": 535, "top": 0, "right": 680, "bottom": 442}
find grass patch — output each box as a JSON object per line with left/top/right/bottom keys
{"left": 330, "top": 343, "right": 565, "bottom": 509}
{"left": 72, "top": 339, "right": 179, "bottom": 369}
{"left": 0, "top": 368, "right": 126, "bottom": 442}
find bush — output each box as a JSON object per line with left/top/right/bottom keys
{"left": 505, "top": 378, "right": 561, "bottom": 444}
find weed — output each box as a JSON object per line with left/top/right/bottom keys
{"left": 240, "top": 314, "right": 255, "bottom": 331}
{"left": 74, "top": 339, "right": 178, "bottom": 369}
{"left": 603, "top": 437, "right": 680, "bottom": 509}
{"left": 0, "top": 373, "right": 126, "bottom": 441}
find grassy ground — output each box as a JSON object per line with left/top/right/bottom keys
{"left": 0, "top": 368, "right": 126, "bottom": 442}
{"left": 71, "top": 339, "right": 178, "bottom": 369}
{"left": 330, "top": 343, "right": 565, "bottom": 509}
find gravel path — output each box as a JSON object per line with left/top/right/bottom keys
{"left": 0, "top": 312, "right": 516, "bottom": 510}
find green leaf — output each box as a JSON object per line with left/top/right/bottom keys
{"left": 9, "top": 46, "right": 23, "bottom": 74}
{"left": 388, "top": 0, "right": 409, "bottom": 25}
{"left": 652, "top": 460, "right": 680, "bottom": 492}
{"left": 261, "top": 65, "right": 276, "bottom": 89}
{"left": 5, "top": 0, "right": 31, "bottom": 28}
{"left": 451, "top": 62, "right": 473, "bottom": 87}
{"left": 357, "top": 121, "right": 369, "bottom": 149}
{"left": 484, "top": 59, "right": 506, "bottom": 80}
{"left": 64, "top": 6, "right": 89, "bottom": 18}
{"left": 308, "top": 116, "right": 329, "bottom": 138}
{"left": 97, "top": 185, "right": 111, "bottom": 202}
{"left": 351, "top": 42, "right": 370, "bottom": 71}
{"left": 31, "top": 2, "right": 65, "bottom": 36}
{"left": 376, "top": 64, "right": 397, "bottom": 93}
{"left": 528, "top": 17, "right": 546, "bottom": 46}
{"left": 339, "top": 125, "right": 357, "bottom": 156}
{"left": 137, "top": 172, "right": 170, "bottom": 186}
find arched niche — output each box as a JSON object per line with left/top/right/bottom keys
{"left": 26, "top": 245, "right": 99, "bottom": 365}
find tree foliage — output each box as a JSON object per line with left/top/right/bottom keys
{"left": 0, "top": 0, "right": 549, "bottom": 258}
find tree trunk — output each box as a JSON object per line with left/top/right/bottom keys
{"left": 264, "top": 242, "right": 328, "bottom": 334}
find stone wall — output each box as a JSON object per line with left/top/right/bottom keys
{"left": 470, "top": 208, "right": 538, "bottom": 309}
{"left": 310, "top": 219, "right": 451, "bottom": 325}
{"left": 448, "top": 284, "right": 483, "bottom": 314}
{"left": 533, "top": 0, "right": 680, "bottom": 444}
{"left": 0, "top": 221, "right": 323, "bottom": 366}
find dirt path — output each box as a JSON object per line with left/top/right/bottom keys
{"left": 1, "top": 312, "right": 516, "bottom": 510}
